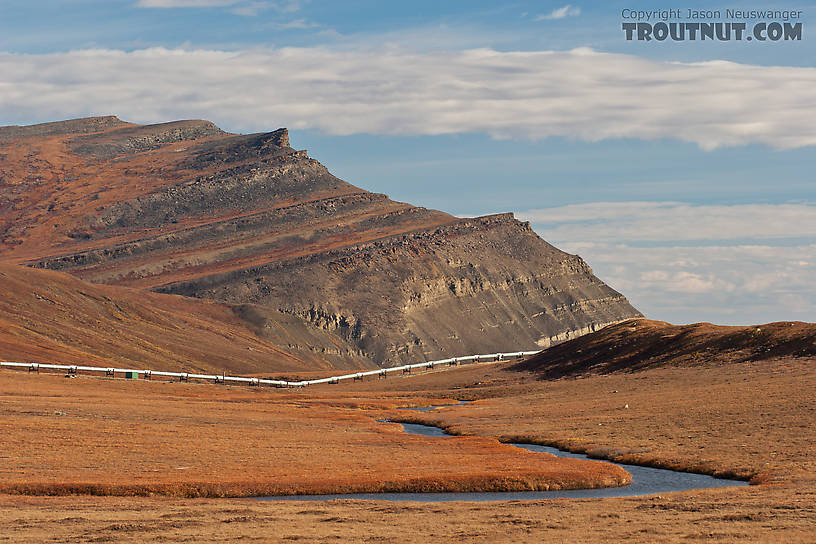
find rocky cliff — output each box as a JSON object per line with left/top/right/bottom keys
{"left": 0, "top": 116, "right": 641, "bottom": 368}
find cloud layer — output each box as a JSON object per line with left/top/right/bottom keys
{"left": 136, "top": 0, "right": 242, "bottom": 6}
{"left": 536, "top": 5, "right": 581, "bottom": 21}
{"left": 135, "top": 0, "right": 301, "bottom": 12}
{"left": 1, "top": 47, "right": 815, "bottom": 149}
{"left": 519, "top": 202, "right": 816, "bottom": 242}
{"left": 520, "top": 202, "right": 815, "bottom": 324}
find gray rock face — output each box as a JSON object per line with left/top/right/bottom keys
{"left": 3, "top": 116, "right": 642, "bottom": 367}
{"left": 156, "top": 213, "right": 640, "bottom": 366}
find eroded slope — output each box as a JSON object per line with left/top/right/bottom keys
{"left": 0, "top": 264, "right": 366, "bottom": 373}
{"left": 1, "top": 116, "right": 641, "bottom": 366}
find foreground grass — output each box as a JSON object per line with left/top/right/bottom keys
{"left": 1, "top": 479, "right": 814, "bottom": 543}
{"left": 0, "top": 371, "right": 627, "bottom": 498}
{"left": 1, "top": 355, "right": 814, "bottom": 542}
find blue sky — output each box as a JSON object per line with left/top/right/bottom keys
{"left": 2, "top": 0, "right": 814, "bottom": 64}
{"left": 1, "top": 0, "right": 814, "bottom": 324}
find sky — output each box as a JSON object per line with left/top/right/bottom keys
{"left": 0, "top": 0, "right": 814, "bottom": 324}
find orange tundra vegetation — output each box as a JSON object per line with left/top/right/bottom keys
{"left": 0, "top": 263, "right": 366, "bottom": 374}
{"left": 0, "top": 318, "right": 815, "bottom": 542}
{"left": 0, "top": 370, "right": 630, "bottom": 498}
{"left": 355, "top": 319, "right": 816, "bottom": 483}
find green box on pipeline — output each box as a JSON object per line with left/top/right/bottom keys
{"left": 123, "top": 371, "right": 139, "bottom": 379}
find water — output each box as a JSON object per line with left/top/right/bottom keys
{"left": 262, "top": 408, "right": 748, "bottom": 502}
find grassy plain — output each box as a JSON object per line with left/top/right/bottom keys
{"left": 1, "top": 348, "right": 815, "bottom": 542}
{"left": 0, "top": 370, "right": 628, "bottom": 498}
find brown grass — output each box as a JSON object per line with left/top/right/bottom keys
{"left": 2, "top": 483, "right": 815, "bottom": 544}
{"left": 347, "top": 357, "right": 816, "bottom": 482}
{"left": 515, "top": 318, "right": 816, "bottom": 377}
{"left": 0, "top": 263, "right": 360, "bottom": 373}
{"left": 1, "top": 334, "right": 815, "bottom": 541}
{"left": 0, "top": 370, "right": 629, "bottom": 498}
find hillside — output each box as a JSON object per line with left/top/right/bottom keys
{"left": 0, "top": 116, "right": 641, "bottom": 367}
{"left": 514, "top": 318, "right": 816, "bottom": 378}
{"left": 0, "top": 263, "right": 369, "bottom": 373}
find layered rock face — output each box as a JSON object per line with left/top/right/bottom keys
{"left": 0, "top": 116, "right": 641, "bottom": 367}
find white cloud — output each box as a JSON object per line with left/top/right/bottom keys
{"left": 587, "top": 242, "right": 816, "bottom": 323}
{"left": 136, "top": 0, "right": 241, "bottom": 6}
{"left": 1, "top": 47, "right": 816, "bottom": 150}
{"left": 518, "top": 202, "right": 816, "bottom": 241}
{"left": 520, "top": 202, "right": 816, "bottom": 324}
{"left": 135, "top": 0, "right": 301, "bottom": 14}
{"left": 230, "top": 2, "right": 271, "bottom": 16}
{"left": 535, "top": 5, "right": 581, "bottom": 21}
{"left": 265, "top": 18, "right": 320, "bottom": 30}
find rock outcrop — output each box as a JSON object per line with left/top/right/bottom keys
{"left": 0, "top": 116, "right": 642, "bottom": 367}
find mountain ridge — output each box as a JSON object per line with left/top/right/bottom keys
{"left": 0, "top": 116, "right": 642, "bottom": 368}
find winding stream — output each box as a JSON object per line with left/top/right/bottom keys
{"left": 263, "top": 404, "right": 748, "bottom": 502}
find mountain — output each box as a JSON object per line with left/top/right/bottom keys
{"left": 0, "top": 116, "right": 641, "bottom": 368}
{"left": 513, "top": 318, "right": 816, "bottom": 378}
{"left": 0, "top": 263, "right": 356, "bottom": 374}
